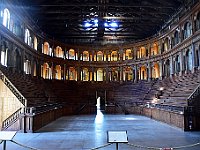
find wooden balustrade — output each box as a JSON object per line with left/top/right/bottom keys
{"left": 2, "top": 108, "right": 23, "bottom": 130}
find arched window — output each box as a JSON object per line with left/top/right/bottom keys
{"left": 164, "top": 38, "right": 170, "bottom": 51}
{"left": 55, "top": 65, "right": 62, "bottom": 80}
{"left": 111, "top": 51, "right": 118, "bottom": 61}
{"left": 69, "top": 49, "right": 75, "bottom": 60}
{"left": 174, "top": 30, "right": 179, "bottom": 45}
{"left": 82, "top": 68, "right": 89, "bottom": 81}
{"left": 183, "top": 22, "right": 192, "bottom": 39}
{"left": 42, "top": 63, "right": 50, "bottom": 79}
{"left": 83, "top": 51, "right": 89, "bottom": 61}
{"left": 3, "top": 8, "right": 10, "bottom": 29}
{"left": 164, "top": 59, "right": 170, "bottom": 77}
{"left": 34, "top": 37, "right": 38, "bottom": 50}
{"left": 25, "top": 29, "right": 30, "bottom": 45}
{"left": 138, "top": 47, "right": 146, "bottom": 58}
{"left": 124, "top": 49, "right": 133, "bottom": 60}
{"left": 97, "top": 68, "right": 104, "bottom": 81}
{"left": 195, "top": 12, "right": 200, "bottom": 31}
{"left": 55, "top": 46, "right": 63, "bottom": 58}
{"left": 43, "top": 42, "right": 50, "bottom": 55}
{"left": 151, "top": 43, "right": 158, "bottom": 56}
{"left": 1, "top": 42, "right": 8, "bottom": 67}
{"left": 123, "top": 66, "right": 133, "bottom": 81}
{"left": 185, "top": 49, "right": 193, "bottom": 71}
{"left": 67, "top": 67, "right": 77, "bottom": 80}
{"left": 33, "top": 61, "right": 37, "bottom": 76}
{"left": 24, "top": 59, "right": 31, "bottom": 74}
{"left": 152, "top": 63, "right": 160, "bottom": 79}
{"left": 139, "top": 66, "right": 147, "bottom": 80}
{"left": 111, "top": 68, "right": 118, "bottom": 81}
{"left": 97, "top": 51, "right": 103, "bottom": 61}
{"left": 175, "top": 55, "right": 180, "bottom": 73}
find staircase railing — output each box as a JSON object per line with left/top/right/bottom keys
{"left": 187, "top": 83, "right": 200, "bottom": 105}
{"left": 0, "top": 73, "right": 27, "bottom": 106}
{"left": 2, "top": 108, "right": 23, "bottom": 130}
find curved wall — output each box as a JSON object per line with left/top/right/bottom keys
{"left": 0, "top": 1, "right": 200, "bottom": 83}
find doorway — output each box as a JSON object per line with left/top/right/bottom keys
{"left": 96, "top": 90, "right": 106, "bottom": 111}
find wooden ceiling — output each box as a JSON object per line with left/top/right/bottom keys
{"left": 15, "top": 0, "right": 195, "bottom": 45}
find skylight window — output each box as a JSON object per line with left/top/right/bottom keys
{"left": 84, "top": 22, "right": 92, "bottom": 28}
{"left": 84, "top": 19, "right": 119, "bottom": 29}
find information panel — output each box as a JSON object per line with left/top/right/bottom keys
{"left": 107, "top": 130, "right": 128, "bottom": 143}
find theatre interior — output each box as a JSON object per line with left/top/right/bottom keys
{"left": 0, "top": 0, "right": 200, "bottom": 148}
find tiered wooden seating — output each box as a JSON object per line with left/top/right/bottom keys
{"left": 0, "top": 66, "right": 57, "bottom": 107}
{"left": 156, "top": 70, "right": 200, "bottom": 107}
{"left": 111, "top": 80, "right": 157, "bottom": 105}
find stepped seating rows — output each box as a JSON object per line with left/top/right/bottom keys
{"left": 1, "top": 64, "right": 199, "bottom": 111}
{"left": 111, "top": 80, "right": 157, "bottom": 105}
{"left": 157, "top": 70, "right": 200, "bottom": 106}
{"left": 0, "top": 66, "right": 57, "bottom": 107}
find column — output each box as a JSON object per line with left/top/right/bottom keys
{"left": 191, "top": 43, "right": 195, "bottom": 73}
{"left": 134, "top": 65, "right": 138, "bottom": 83}
{"left": 134, "top": 48, "right": 137, "bottom": 60}
{"left": 148, "top": 62, "right": 152, "bottom": 81}
{"left": 148, "top": 44, "right": 151, "bottom": 57}
{"left": 63, "top": 64, "right": 66, "bottom": 80}
{"left": 179, "top": 51, "right": 183, "bottom": 76}
{"left": 119, "top": 66, "right": 123, "bottom": 83}
{"left": 77, "top": 66, "right": 81, "bottom": 82}
{"left": 170, "top": 56, "right": 174, "bottom": 76}
{"left": 198, "top": 48, "right": 200, "bottom": 69}
{"left": 50, "top": 62, "right": 53, "bottom": 79}
{"left": 159, "top": 60, "right": 163, "bottom": 80}
{"left": 92, "top": 67, "right": 94, "bottom": 82}
{"left": 180, "top": 24, "right": 183, "bottom": 42}
{"left": 61, "top": 64, "right": 64, "bottom": 80}
{"left": 131, "top": 66, "right": 134, "bottom": 82}
{"left": 106, "top": 66, "right": 109, "bottom": 83}
{"left": 38, "top": 61, "right": 42, "bottom": 78}
{"left": 159, "top": 40, "right": 163, "bottom": 54}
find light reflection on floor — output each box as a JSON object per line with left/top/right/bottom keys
{"left": 95, "top": 109, "right": 104, "bottom": 124}
{"left": 94, "top": 106, "right": 105, "bottom": 145}
{"left": 125, "top": 117, "right": 138, "bottom": 120}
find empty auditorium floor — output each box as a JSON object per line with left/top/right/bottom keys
{"left": 2, "top": 111, "right": 200, "bottom": 150}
